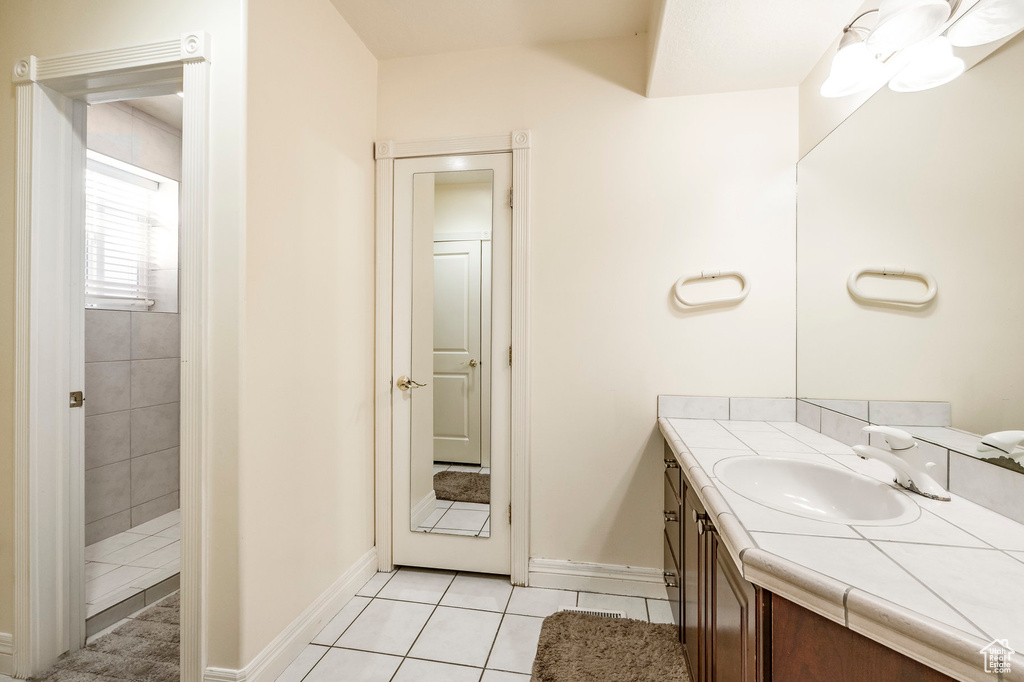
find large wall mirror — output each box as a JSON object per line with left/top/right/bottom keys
{"left": 797, "top": 28, "right": 1024, "bottom": 477}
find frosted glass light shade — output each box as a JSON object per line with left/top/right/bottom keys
{"left": 867, "top": 0, "right": 952, "bottom": 53}
{"left": 889, "top": 36, "right": 966, "bottom": 91}
{"left": 821, "top": 39, "right": 886, "bottom": 98}
{"left": 947, "top": 0, "right": 1024, "bottom": 46}
{"left": 819, "top": 30, "right": 884, "bottom": 98}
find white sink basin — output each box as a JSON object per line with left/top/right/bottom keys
{"left": 714, "top": 456, "right": 920, "bottom": 526}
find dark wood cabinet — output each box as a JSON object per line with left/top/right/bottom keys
{"left": 665, "top": 445, "right": 763, "bottom": 682}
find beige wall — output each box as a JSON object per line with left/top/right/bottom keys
{"left": 242, "top": 0, "right": 377, "bottom": 666}
{"left": 0, "top": 0, "right": 245, "bottom": 666}
{"left": 797, "top": 34, "right": 1024, "bottom": 435}
{"left": 379, "top": 36, "right": 798, "bottom": 569}
{"left": 434, "top": 182, "right": 492, "bottom": 236}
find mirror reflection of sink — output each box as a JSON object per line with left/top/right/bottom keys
{"left": 714, "top": 456, "right": 920, "bottom": 526}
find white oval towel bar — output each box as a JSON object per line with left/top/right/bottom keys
{"left": 673, "top": 270, "right": 750, "bottom": 308}
{"left": 847, "top": 266, "right": 937, "bottom": 306}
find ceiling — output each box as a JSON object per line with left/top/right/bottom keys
{"left": 129, "top": 94, "right": 183, "bottom": 131}
{"left": 328, "top": 0, "right": 653, "bottom": 60}
{"left": 330, "top": 0, "right": 864, "bottom": 97}
{"left": 646, "top": 0, "right": 866, "bottom": 97}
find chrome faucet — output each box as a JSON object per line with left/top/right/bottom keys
{"left": 852, "top": 426, "right": 950, "bottom": 501}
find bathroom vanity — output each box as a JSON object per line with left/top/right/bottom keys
{"left": 659, "top": 399, "right": 1024, "bottom": 682}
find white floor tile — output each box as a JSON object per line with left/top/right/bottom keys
{"left": 430, "top": 528, "right": 479, "bottom": 536}
{"left": 84, "top": 532, "right": 148, "bottom": 562}
{"left": 486, "top": 615, "right": 544, "bottom": 675}
{"left": 448, "top": 465, "right": 483, "bottom": 473}
{"left": 86, "top": 565, "right": 152, "bottom": 603}
{"left": 312, "top": 596, "right": 371, "bottom": 646}
{"left": 128, "top": 509, "right": 180, "bottom": 536}
{"left": 393, "top": 658, "right": 482, "bottom": 682}
{"left": 85, "top": 561, "right": 119, "bottom": 581}
{"left": 86, "top": 586, "right": 143, "bottom": 616}
{"left": 433, "top": 464, "right": 451, "bottom": 473}
{"left": 440, "top": 574, "right": 513, "bottom": 612}
{"left": 646, "top": 599, "right": 675, "bottom": 624}
{"left": 435, "top": 509, "right": 489, "bottom": 532}
{"left": 409, "top": 606, "right": 503, "bottom": 668}
{"left": 304, "top": 648, "right": 402, "bottom": 682}
{"left": 505, "top": 587, "right": 577, "bottom": 617}
{"left": 335, "top": 598, "right": 434, "bottom": 656}
{"left": 480, "top": 468, "right": 491, "bottom": 475}
{"left": 376, "top": 568, "right": 455, "bottom": 604}
{"left": 155, "top": 524, "right": 181, "bottom": 539}
{"left": 418, "top": 508, "right": 447, "bottom": 530}
{"left": 99, "top": 535, "right": 176, "bottom": 566}
{"left": 436, "top": 499, "right": 454, "bottom": 509}
{"left": 481, "top": 671, "right": 530, "bottom": 682}
{"left": 577, "top": 592, "right": 649, "bottom": 621}
{"left": 128, "top": 540, "right": 180, "bottom": 568}
{"left": 275, "top": 644, "right": 329, "bottom": 682}
{"left": 356, "top": 571, "right": 396, "bottom": 598}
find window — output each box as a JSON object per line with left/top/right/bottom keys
{"left": 84, "top": 151, "right": 178, "bottom": 310}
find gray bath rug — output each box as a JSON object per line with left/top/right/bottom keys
{"left": 31, "top": 593, "right": 180, "bottom": 682}
{"left": 434, "top": 470, "right": 490, "bottom": 504}
{"left": 532, "top": 611, "right": 689, "bottom": 682}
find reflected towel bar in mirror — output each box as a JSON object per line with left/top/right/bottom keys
{"left": 847, "top": 266, "right": 938, "bottom": 306}
{"left": 673, "top": 270, "right": 750, "bottom": 308}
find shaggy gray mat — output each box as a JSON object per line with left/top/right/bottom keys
{"left": 433, "top": 470, "right": 490, "bottom": 504}
{"left": 31, "top": 593, "right": 179, "bottom": 682}
{"left": 532, "top": 611, "right": 689, "bottom": 682}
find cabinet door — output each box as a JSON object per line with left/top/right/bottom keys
{"left": 709, "top": 531, "right": 759, "bottom": 682}
{"left": 682, "top": 486, "right": 707, "bottom": 682}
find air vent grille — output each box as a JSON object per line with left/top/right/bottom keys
{"left": 558, "top": 607, "right": 625, "bottom": 618}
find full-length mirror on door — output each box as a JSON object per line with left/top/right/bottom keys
{"left": 408, "top": 169, "right": 495, "bottom": 537}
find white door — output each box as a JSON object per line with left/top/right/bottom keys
{"left": 432, "top": 240, "right": 482, "bottom": 464}
{"left": 393, "top": 153, "right": 512, "bottom": 574}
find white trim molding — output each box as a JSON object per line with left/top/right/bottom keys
{"left": 0, "top": 632, "right": 13, "bottom": 675}
{"left": 202, "top": 549, "right": 378, "bottom": 682}
{"left": 528, "top": 558, "right": 669, "bottom": 600}
{"left": 12, "top": 33, "right": 211, "bottom": 682}
{"left": 410, "top": 491, "right": 438, "bottom": 531}
{"left": 374, "top": 131, "right": 532, "bottom": 583}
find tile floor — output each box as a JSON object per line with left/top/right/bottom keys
{"left": 85, "top": 509, "right": 180, "bottom": 618}
{"left": 277, "top": 567, "right": 673, "bottom": 682}
{"left": 419, "top": 463, "right": 492, "bottom": 538}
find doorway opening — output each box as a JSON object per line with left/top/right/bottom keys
{"left": 81, "top": 95, "right": 183, "bottom": 640}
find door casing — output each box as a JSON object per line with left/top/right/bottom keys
{"left": 11, "top": 34, "right": 211, "bottom": 682}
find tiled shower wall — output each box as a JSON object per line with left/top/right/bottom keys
{"left": 85, "top": 311, "right": 181, "bottom": 545}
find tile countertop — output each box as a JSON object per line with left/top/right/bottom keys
{"left": 658, "top": 417, "right": 1024, "bottom": 682}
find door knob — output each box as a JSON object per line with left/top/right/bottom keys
{"left": 469, "top": 359, "right": 479, "bottom": 367}
{"left": 396, "top": 376, "right": 427, "bottom": 391}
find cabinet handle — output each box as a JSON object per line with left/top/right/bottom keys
{"left": 664, "top": 458, "right": 680, "bottom": 469}
{"left": 664, "top": 571, "right": 679, "bottom": 588}
{"left": 664, "top": 511, "right": 679, "bottom": 522}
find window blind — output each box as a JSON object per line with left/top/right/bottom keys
{"left": 84, "top": 158, "right": 159, "bottom": 309}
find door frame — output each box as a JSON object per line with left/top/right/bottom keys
{"left": 374, "top": 132, "right": 532, "bottom": 584}
{"left": 12, "top": 34, "right": 211, "bottom": 682}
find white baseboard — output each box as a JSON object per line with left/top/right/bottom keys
{"left": 204, "top": 547, "right": 377, "bottom": 682}
{"left": 0, "top": 631, "right": 12, "bottom": 676}
{"left": 410, "top": 490, "right": 437, "bottom": 530}
{"left": 528, "top": 558, "right": 668, "bottom": 600}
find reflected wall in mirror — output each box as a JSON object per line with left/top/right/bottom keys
{"left": 410, "top": 169, "right": 495, "bottom": 537}
{"left": 797, "top": 31, "right": 1024, "bottom": 476}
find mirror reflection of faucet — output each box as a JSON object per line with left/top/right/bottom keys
{"left": 852, "top": 426, "right": 951, "bottom": 501}
{"left": 977, "top": 430, "right": 1024, "bottom": 462}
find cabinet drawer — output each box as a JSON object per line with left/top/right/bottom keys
{"left": 664, "top": 476, "right": 682, "bottom": 570}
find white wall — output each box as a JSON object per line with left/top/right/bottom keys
{"left": 797, "top": 33, "right": 1024, "bottom": 436}
{"left": 0, "top": 0, "right": 245, "bottom": 667}
{"left": 241, "top": 0, "right": 377, "bottom": 666}
{"left": 434, "top": 182, "right": 492, "bottom": 236}
{"left": 379, "top": 35, "right": 798, "bottom": 569}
